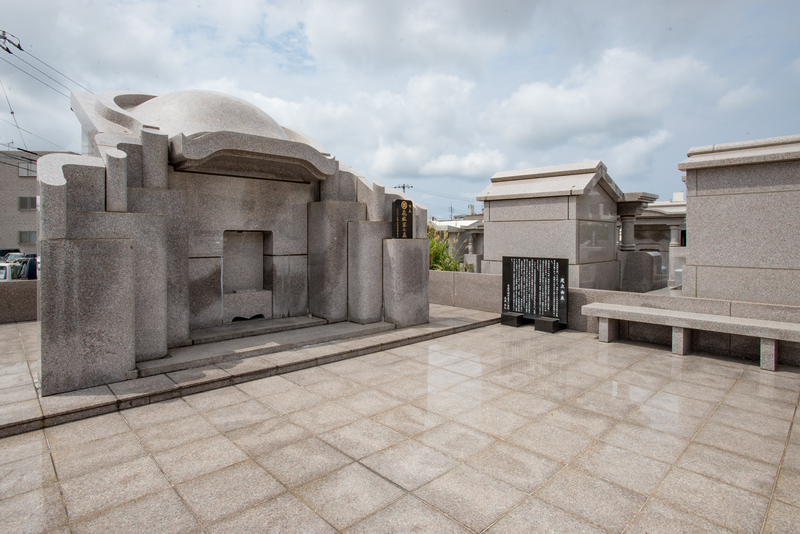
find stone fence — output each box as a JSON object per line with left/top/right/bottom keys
{"left": 0, "top": 280, "right": 37, "bottom": 324}
{"left": 428, "top": 270, "right": 800, "bottom": 366}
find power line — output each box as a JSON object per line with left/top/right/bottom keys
{"left": 1, "top": 30, "right": 93, "bottom": 93}
{"left": 413, "top": 186, "right": 475, "bottom": 202}
{"left": 395, "top": 184, "right": 412, "bottom": 193}
{"left": 0, "top": 56, "right": 69, "bottom": 98}
{"left": 3, "top": 48, "right": 76, "bottom": 94}
{"left": 0, "top": 77, "right": 26, "bottom": 149}
{"left": 0, "top": 117, "right": 70, "bottom": 150}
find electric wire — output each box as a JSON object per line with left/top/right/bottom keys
{"left": 0, "top": 56, "right": 69, "bottom": 98}
{"left": 0, "top": 31, "right": 93, "bottom": 94}
{"left": 4, "top": 49, "right": 76, "bottom": 95}
{"left": 0, "top": 77, "right": 26, "bottom": 149}
{"left": 0, "top": 117, "right": 70, "bottom": 150}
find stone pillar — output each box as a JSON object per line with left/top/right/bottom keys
{"left": 668, "top": 225, "right": 681, "bottom": 286}
{"left": 619, "top": 215, "right": 636, "bottom": 251}
{"left": 616, "top": 201, "right": 647, "bottom": 251}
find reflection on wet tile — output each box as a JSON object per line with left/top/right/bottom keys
{"left": 467, "top": 441, "right": 562, "bottom": 493}
{"left": 362, "top": 439, "right": 459, "bottom": 490}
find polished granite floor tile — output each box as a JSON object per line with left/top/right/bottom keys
{"left": 361, "top": 439, "right": 459, "bottom": 490}
{"left": 175, "top": 460, "right": 284, "bottom": 523}
{"left": 257, "top": 437, "right": 351, "bottom": 488}
{"left": 414, "top": 464, "right": 526, "bottom": 533}
{"left": 655, "top": 467, "right": 770, "bottom": 534}
{"left": 535, "top": 466, "right": 647, "bottom": 533}
{"left": 2, "top": 321, "right": 799, "bottom": 532}
{"left": 486, "top": 496, "right": 606, "bottom": 534}
{"left": 294, "top": 463, "right": 404, "bottom": 530}
{"left": 344, "top": 494, "right": 471, "bottom": 534}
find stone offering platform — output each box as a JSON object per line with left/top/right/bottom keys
{"left": 0, "top": 305, "right": 499, "bottom": 438}
{"left": 2, "top": 310, "right": 799, "bottom": 532}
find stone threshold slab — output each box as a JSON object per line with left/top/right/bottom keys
{"left": 189, "top": 315, "right": 328, "bottom": 345}
{"left": 138, "top": 321, "right": 398, "bottom": 377}
{"left": 0, "top": 311, "right": 501, "bottom": 438}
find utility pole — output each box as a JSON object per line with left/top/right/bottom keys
{"left": 449, "top": 204, "right": 454, "bottom": 219}
{"left": 395, "top": 184, "right": 412, "bottom": 193}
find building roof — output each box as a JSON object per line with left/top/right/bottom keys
{"left": 678, "top": 134, "right": 800, "bottom": 170}
{"left": 476, "top": 160, "right": 624, "bottom": 202}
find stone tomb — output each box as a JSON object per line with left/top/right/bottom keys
{"left": 37, "top": 90, "right": 428, "bottom": 395}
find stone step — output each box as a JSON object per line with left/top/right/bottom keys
{"left": 137, "top": 320, "right": 397, "bottom": 377}
{"left": 189, "top": 315, "right": 328, "bottom": 345}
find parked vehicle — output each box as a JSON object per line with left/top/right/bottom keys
{"left": 2, "top": 252, "right": 24, "bottom": 263}
{"left": 0, "top": 262, "right": 19, "bottom": 281}
{"left": 0, "top": 248, "right": 21, "bottom": 258}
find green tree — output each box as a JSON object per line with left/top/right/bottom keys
{"left": 428, "top": 226, "right": 464, "bottom": 271}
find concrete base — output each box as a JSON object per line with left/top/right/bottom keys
{"left": 535, "top": 317, "right": 562, "bottom": 333}
{"left": 501, "top": 312, "right": 526, "bottom": 327}
{"left": 222, "top": 290, "right": 272, "bottom": 323}
{"left": 619, "top": 251, "right": 654, "bottom": 293}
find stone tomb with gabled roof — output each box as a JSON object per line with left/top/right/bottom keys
{"left": 37, "top": 90, "right": 428, "bottom": 395}
{"left": 477, "top": 160, "right": 655, "bottom": 290}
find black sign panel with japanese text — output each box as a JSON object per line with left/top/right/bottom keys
{"left": 502, "top": 256, "right": 568, "bottom": 324}
{"left": 392, "top": 199, "right": 413, "bottom": 239}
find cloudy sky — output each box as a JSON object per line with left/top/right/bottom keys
{"left": 3, "top": 1, "right": 799, "bottom": 218}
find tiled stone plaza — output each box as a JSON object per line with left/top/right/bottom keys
{"left": 2, "top": 309, "right": 799, "bottom": 533}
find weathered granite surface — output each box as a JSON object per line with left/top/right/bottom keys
{"left": 383, "top": 239, "right": 429, "bottom": 327}
{"left": 40, "top": 238, "right": 135, "bottom": 395}
{"left": 308, "top": 201, "right": 366, "bottom": 322}
{"left": 348, "top": 221, "right": 391, "bottom": 324}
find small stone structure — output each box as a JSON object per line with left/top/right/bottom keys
{"left": 37, "top": 90, "right": 428, "bottom": 395}
{"left": 477, "top": 161, "right": 658, "bottom": 291}
{"left": 679, "top": 134, "right": 800, "bottom": 306}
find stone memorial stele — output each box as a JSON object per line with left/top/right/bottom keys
{"left": 501, "top": 256, "right": 568, "bottom": 330}
{"left": 37, "top": 89, "right": 429, "bottom": 395}
{"left": 391, "top": 199, "right": 413, "bottom": 239}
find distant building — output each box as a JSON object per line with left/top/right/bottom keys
{"left": 0, "top": 151, "right": 69, "bottom": 254}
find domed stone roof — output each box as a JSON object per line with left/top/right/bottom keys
{"left": 132, "top": 90, "right": 290, "bottom": 140}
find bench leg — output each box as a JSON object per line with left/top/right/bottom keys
{"left": 598, "top": 317, "right": 618, "bottom": 343}
{"left": 672, "top": 327, "right": 691, "bottom": 355}
{"left": 760, "top": 339, "right": 776, "bottom": 371}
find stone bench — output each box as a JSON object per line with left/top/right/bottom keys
{"left": 581, "top": 302, "right": 800, "bottom": 371}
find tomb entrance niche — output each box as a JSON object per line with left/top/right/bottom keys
{"left": 222, "top": 230, "right": 273, "bottom": 322}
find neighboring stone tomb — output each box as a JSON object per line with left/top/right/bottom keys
{"left": 679, "top": 134, "right": 800, "bottom": 306}
{"left": 37, "top": 90, "right": 428, "bottom": 395}
{"left": 477, "top": 161, "right": 660, "bottom": 291}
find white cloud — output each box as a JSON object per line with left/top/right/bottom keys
{"left": 718, "top": 83, "right": 767, "bottom": 111}
{"left": 607, "top": 130, "right": 672, "bottom": 178}
{"left": 484, "top": 48, "right": 710, "bottom": 148}
{"left": 420, "top": 149, "right": 508, "bottom": 177}
{"left": 370, "top": 142, "right": 428, "bottom": 176}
